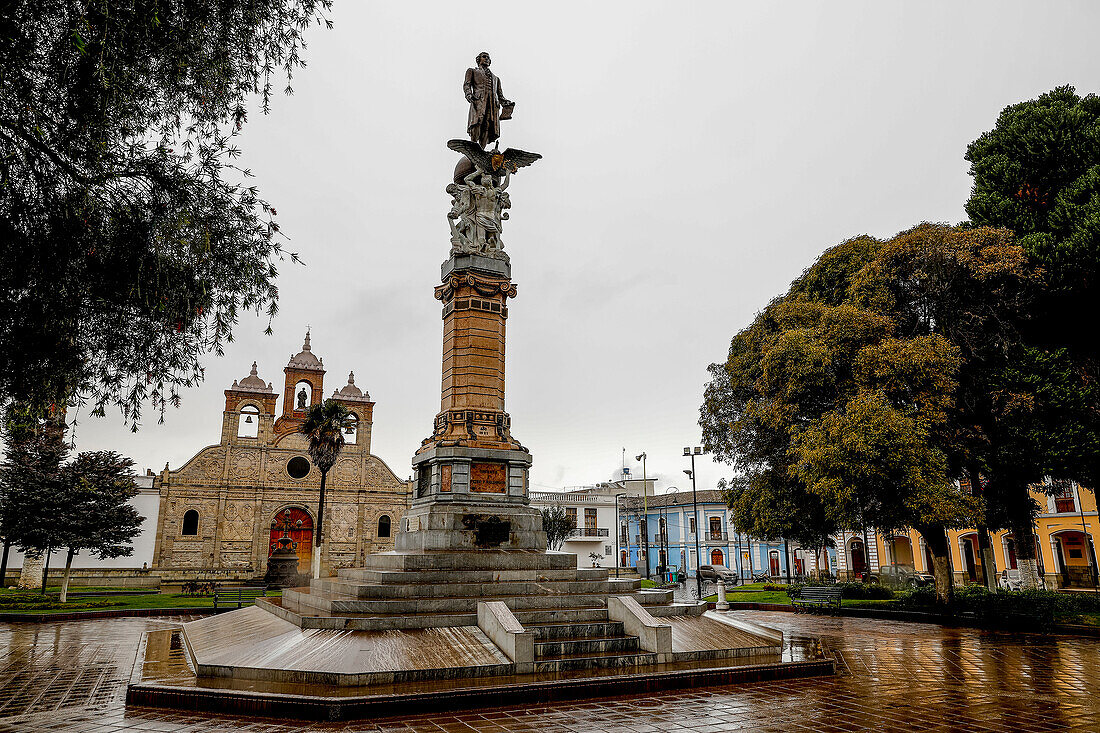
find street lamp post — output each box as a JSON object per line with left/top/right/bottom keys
{"left": 636, "top": 452, "right": 650, "bottom": 580}
{"left": 684, "top": 446, "right": 704, "bottom": 601}
{"left": 614, "top": 492, "right": 627, "bottom": 579}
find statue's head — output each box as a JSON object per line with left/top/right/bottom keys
{"left": 476, "top": 52, "right": 491, "bottom": 67}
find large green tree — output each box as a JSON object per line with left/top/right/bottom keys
{"left": 964, "top": 85, "right": 1100, "bottom": 586}
{"left": 703, "top": 225, "right": 1033, "bottom": 603}
{"left": 56, "top": 451, "right": 142, "bottom": 602}
{"left": 0, "top": 1, "right": 331, "bottom": 426}
{"left": 965, "top": 85, "right": 1100, "bottom": 358}
{"left": 0, "top": 409, "right": 73, "bottom": 591}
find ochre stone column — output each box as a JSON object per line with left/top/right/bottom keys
{"left": 402, "top": 253, "right": 541, "bottom": 552}
{"left": 425, "top": 263, "right": 522, "bottom": 451}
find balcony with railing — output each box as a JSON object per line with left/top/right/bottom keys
{"left": 706, "top": 530, "right": 728, "bottom": 542}
{"left": 566, "top": 527, "right": 610, "bottom": 539}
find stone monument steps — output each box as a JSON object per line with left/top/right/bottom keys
{"left": 355, "top": 550, "right": 579, "bottom": 573}
{"left": 282, "top": 588, "right": 673, "bottom": 616}
{"left": 531, "top": 649, "right": 660, "bottom": 673}
{"left": 261, "top": 597, "right": 479, "bottom": 630}
{"left": 525, "top": 621, "right": 626, "bottom": 641}
{"left": 644, "top": 601, "right": 709, "bottom": 617}
{"left": 312, "top": 576, "right": 611, "bottom": 599}
{"left": 533, "top": 635, "right": 641, "bottom": 657}
{"left": 606, "top": 577, "right": 642, "bottom": 592}
{"left": 512, "top": 607, "right": 610, "bottom": 625}
{"left": 336, "top": 566, "right": 605, "bottom": 584}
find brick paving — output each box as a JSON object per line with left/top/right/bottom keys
{"left": 0, "top": 611, "right": 1098, "bottom": 732}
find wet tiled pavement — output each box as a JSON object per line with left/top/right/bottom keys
{"left": 1, "top": 611, "right": 1098, "bottom": 732}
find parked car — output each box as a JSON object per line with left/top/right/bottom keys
{"left": 872, "top": 564, "right": 934, "bottom": 588}
{"left": 697, "top": 565, "right": 739, "bottom": 585}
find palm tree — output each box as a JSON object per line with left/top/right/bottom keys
{"left": 299, "top": 399, "right": 354, "bottom": 579}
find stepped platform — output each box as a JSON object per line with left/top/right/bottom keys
{"left": 128, "top": 550, "right": 834, "bottom": 720}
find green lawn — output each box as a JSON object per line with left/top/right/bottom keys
{"left": 706, "top": 582, "right": 793, "bottom": 605}
{"left": 0, "top": 587, "right": 280, "bottom": 614}
{"left": 1057, "top": 612, "right": 1100, "bottom": 627}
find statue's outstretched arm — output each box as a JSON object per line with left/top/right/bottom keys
{"left": 500, "top": 170, "right": 511, "bottom": 191}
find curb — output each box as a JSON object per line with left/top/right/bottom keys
{"left": 0, "top": 607, "right": 218, "bottom": 622}
{"left": 722, "top": 601, "right": 1100, "bottom": 637}
{"left": 127, "top": 657, "right": 836, "bottom": 721}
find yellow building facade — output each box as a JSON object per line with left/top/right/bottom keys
{"left": 834, "top": 483, "right": 1098, "bottom": 589}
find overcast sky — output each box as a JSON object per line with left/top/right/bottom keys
{"left": 71, "top": 2, "right": 1099, "bottom": 496}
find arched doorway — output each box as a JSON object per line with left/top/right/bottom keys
{"left": 269, "top": 507, "right": 314, "bottom": 571}
{"left": 710, "top": 548, "right": 724, "bottom": 566}
{"left": 960, "top": 533, "right": 979, "bottom": 582}
{"left": 850, "top": 539, "right": 866, "bottom": 577}
{"left": 1054, "top": 530, "right": 1095, "bottom": 587}
{"left": 769, "top": 549, "right": 780, "bottom": 577}
{"left": 621, "top": 550, "right": 628, "bottom": 568}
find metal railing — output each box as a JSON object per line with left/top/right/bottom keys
{"left": 567, "top": 527, "right": 610, "bottom": 538}
{"left": 707, "top": 531, "right": 728, "bottom": 541}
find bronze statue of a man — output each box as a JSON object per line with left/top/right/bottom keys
{"left": 464, "top": 52, "right": 514, "bottom": 149}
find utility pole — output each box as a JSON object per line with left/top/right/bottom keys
{"left": 684, "top": 446, "right": 704, "bottom": 600}
{"left": 636, "top": 452, "right": 650, "bottom": 580}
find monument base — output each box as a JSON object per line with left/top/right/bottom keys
{"left": 128, "top": 547, "right": 832, "bottom": 720}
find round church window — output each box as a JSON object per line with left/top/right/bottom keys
{"left": 287, "top": 456, "right": 311, "bottom": 479}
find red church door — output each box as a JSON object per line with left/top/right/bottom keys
{"left": 269, "top": 507, "right": 314, "bottom": 570}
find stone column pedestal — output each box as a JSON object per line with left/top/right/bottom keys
{"left": 399, "top": 253, "right": 545, "bottom": 553}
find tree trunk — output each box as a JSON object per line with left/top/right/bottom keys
{"left": 966, "top": 468, "right": 998, "bottom": 591}
{"left": 977, "top": 527, "right": 998, "bottom": 591}
{"left": 1013, "top": 518, "right": 1042, "bottom": 590}
{"left": 783, "top": 539, "right": 791, "bottom": 582}
{"left": 918, "top": 526, "right": 955, "bottom": 606}
{"left": 0, "top": 539, "right": 10, "bottom": 588}
{"left": 312, "top": 469, "right": 328, "bottom": 580}
{"left": 59, "top": 548, "right": 75, "bottom": 603}
{"left": 40, "top": 548, "right": 51, "bottom": 595}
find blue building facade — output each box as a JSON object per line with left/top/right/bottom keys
{"left": 619, "top": 489, "right": 809, "bottom": 581}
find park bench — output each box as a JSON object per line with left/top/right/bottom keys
{"left": 792, "top": 586, "right": 842, "bottom": 614}
{"left": 212, "top": 586, "right": 266, "bottom": 611}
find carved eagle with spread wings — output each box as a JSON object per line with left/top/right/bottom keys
{"left": 448, "top": 139, "right": 542, "bottom": 176}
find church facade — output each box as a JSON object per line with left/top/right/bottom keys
{"left": 150, "top": 333, "right": 412, "bottom": 578}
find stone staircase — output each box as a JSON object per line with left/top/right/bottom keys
{"left": 253, "top": 549, "right": 705, "bottom": 676}
{"left": 527, "top": 620, "right": 655, "bottom": 672}
{"left": 172, "top": 548, "right": 798, "bottom": 698}
{"left": 162, "top": 547, "right": 814, "bottom": 695}
{"left": 260, "top": 550, "right": 705, "bottom": 634}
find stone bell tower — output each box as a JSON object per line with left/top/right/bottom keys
{"left": 399, "top": 148, "right": 543, "bottom": 552}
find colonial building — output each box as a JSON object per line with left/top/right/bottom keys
{"left": 831, "top": 481, "right": 1098, "bottom": 590}
{"left": 151, "top": 332, "right": 412, "bottom": 579}
{"left": 620, "top": 487, "right": 810, "bottom": 582}
{"left": 534, "top": 479, "right": 813, "bottom": 581}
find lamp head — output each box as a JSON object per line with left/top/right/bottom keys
{"left": 683, "top": 447, "right": 690, "bottom": 456}
{"left": 694, "top": 446, "right": 703, "bottom": 455}
{"left": 635, "top": 453, "right": 645, "bottom": 461}
{"left": 683, "top": 469, "right": 692, "bottom": 478}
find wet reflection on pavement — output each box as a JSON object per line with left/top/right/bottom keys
{"left": 1, "top": 610, "right": 1097, "bottom": 731}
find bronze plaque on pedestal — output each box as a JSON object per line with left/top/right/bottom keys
{"left": 470, "top": 461, "right": 507, "bottom": 493}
